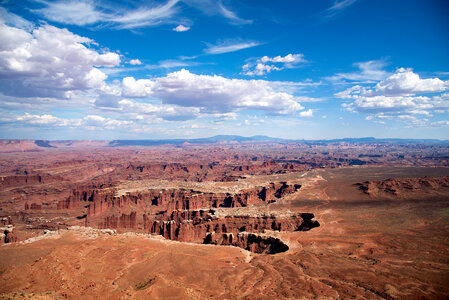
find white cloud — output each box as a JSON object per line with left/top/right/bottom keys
{"left": 217, "top": 2, "right": 252, "bottom": 25}
{"left": 243, "top": 63, "right": 282, "bottom": 76}
{"left": 11, "top": 112, "right": 133, "bottom": 130}
{"left": 111, "top": 0, "right": 179, "bottom": 29}
{"left": 117, "top": 99, "right": 200, "bottom": 121}
{"left": 322, "top": 0, "right": 358, "bottom": 18}
{"left": 260, "top": 54, "right": 305, "bottom": 64}
{"left": 129, "top": 59, "right": 142, "bottom": 65}
{"left": 33, "top": 0, "right": 180, "bottom": 29}
{"left": 122, "top": 77, "right": 155, "bottom": 97}
{"left": 204, "top": 40, "right": 260, "bottom": 55}
{"left": 242, "top": 54, "right": 306, "bottom": 76}
{"left": 338, "top": 68, "right": 449, "bottom": 126}
{"left": 173, "top": 24, "right": 190, "bottom": 32}
{"left": 16, "top": 112, "right": 79, "bottom": 126}
{"left": 0, "top": 7, "right": 34, "bottom": 30}
{"left": 371, "top": 68, "right": 448, "bottom": 96}
{"left": 121, "top": 69, "right": 305, "bottom": 115}
{"left": 33, "top": 0, "right": 104, "bottom": 26}
{"left": 182, "top": 0, "right": 251, "bottom": 25}
{"left": 0, "top": 22, "right": 120, "bottom": 99}
{"left": 145, "top": 59, "right": 201, "bottom": 69}
{"left": 32, "top": 0, "right": 250, "bottom": 29}
{"left": 299, "top": 109, "right": 313, "bottom": 117}
{"left": 328, "top": 60, "right": 389, "bottom": 82}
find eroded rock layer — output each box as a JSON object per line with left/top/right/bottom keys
{"left": 59, "top": 182, "right": 301, "bottom": 216}
{"left": 356, "top": 175, "right": 449, "bottom": 197}
{"left": 144, "top": 209, "right": 319, "bottom": 254}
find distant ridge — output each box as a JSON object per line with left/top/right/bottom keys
{"left": 1, "top": 136, "right": 448, "bottom": 150}
{"left": 108, "top": 135, "right": 284, "bottom": 147}
{"left": 107, "top": 136, "right": 449, "bottom": 147}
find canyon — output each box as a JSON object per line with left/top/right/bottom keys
{"left": 0, "top": 139, "right": 448, "bottom": 299}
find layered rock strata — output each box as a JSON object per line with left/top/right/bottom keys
{"left": 59, "top": 182, "right": 301, "bottom": 215}
{"left": 357, "top": 176, "right": 449, "bottom": 197}
{"left": 144, "top": 209, "right": 319, "bottom": 254}
{"left": 0, "top": 216, "right": 17, "bottom": 244}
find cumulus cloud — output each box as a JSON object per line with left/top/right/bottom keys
{"left": 122, "top": 77, "right": 155, "bottom": 97}
{"left": 128, "top": 59, "right": 142, "bottom": 65}
{"left": 173, "top": 24, "right": 190, "bottom": 32}
{"left": 117, "top": 99, "right": 200, "bottom": 121}
{"left": 121, "top": 69, "right": 305, "bottom": 115}
{"left": 10, "top": 112, "right": 133, "bottom": 130}
{"left": 204, "top": 40, "right": 260, "bottom": 55}
{"left": 299, "top": 109, "right": 313, "bottom": 117}
{"left": 328, "top": 60, "right": 389, "bottom": 83}
{"left": 242, "top": 54, "right": 306, "bottom": 76}
{"left": 370, "top": 68, "right": 448, "bottom": 96}
{"left": 338, "top": 68, "right": 449, "bottom": 125}
{"left": 0, "top": 22, "right": 120, "bottom": 99}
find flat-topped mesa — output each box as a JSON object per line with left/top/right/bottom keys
{"left": 145, "top": 181, "right": 301, "bottom": 211}
{"left": 124, "top": 162, "right": 303, "bottom": 182}
{"left": 144, "top": 209, "right": 319, "bottom": 253}
{"left": 0, "top": 173, "right": 63, "bottom": 188}
{"left": 59, "top": 182, "right": 301, "bottom": 217}
{"left": 356, "top": 176, "right": 449, "bottom": 197}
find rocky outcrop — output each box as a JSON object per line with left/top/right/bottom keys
{"left": 25, "top": 203, "right": 42, "bottom": 210}
{"left": 356, "top": 176, "right": 449, "bottom": 197}
{"left": 57, "top": 184, "right": 115, "bottom": 211}
{"left": 0, "top": 174, "right": 63, "bottom": 188}
{"left": 205, "top": 232, "right": 289, "bottom": 254}
{"left": 131, "top": 182, "right": 301, "bottom": 211}
{"left": 58, "top": 181, "right": 315, "bottom": 254}
{"left": 123, "top": 162, "right": 303, "bottom": 182}
{"left": 144, "top": 209, "right": 319, "bottom": 253}
{"left": 60, "top": 182, "right": 301, "bottom": 215}
{"left": 0, "top": 216, "right": 17, "bottom": 243}
{"left": 98, "top": 212, "right": 137, "bottom": 229}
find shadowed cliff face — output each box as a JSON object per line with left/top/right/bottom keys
{"left": 54, "top": 182, "right": 318, "bottom": 253}
{"left": 58, "top": 182, "right": 302, "bottom": 215}
{"left": 144, "top": 209, "right": 319, "bottom": 254}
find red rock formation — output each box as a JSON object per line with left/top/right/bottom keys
{"left": 0, "top": 216, "right": 17, "bottom": 243}
{"left": 61, "top": 182, "right": 300, "bottom": 219}
{"left": 205, "top": 232, "right": 289, "bottom": 254}
{"left": 144, "top": 209, "right": 319, "bottom": 253}
{"left": 122, "top": 162, "right": 303, "bottom": 182}
{"left": 0, "top": 174, "right": 63, "bottom": 188}
{"left": 123, "top": 182, "right": 301, "bottom": 212}
{"left": 98, "top": 212, "right": 137, "bottom": 229}
{"left": 25, "top": 203, "right": 42, "bottom": 210}
{"left": 357, "top": 176, "right": 449, "bottom": 197}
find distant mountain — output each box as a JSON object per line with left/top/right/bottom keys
{"left": 108, "top": 135, "right": 284, "bottom": 147}
{"left": 304, "top": 137, "right": 447, "bottom": 145}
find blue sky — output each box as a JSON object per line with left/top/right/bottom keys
{"left": 0, "top": 0, "right": 448, "bottom": 140}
